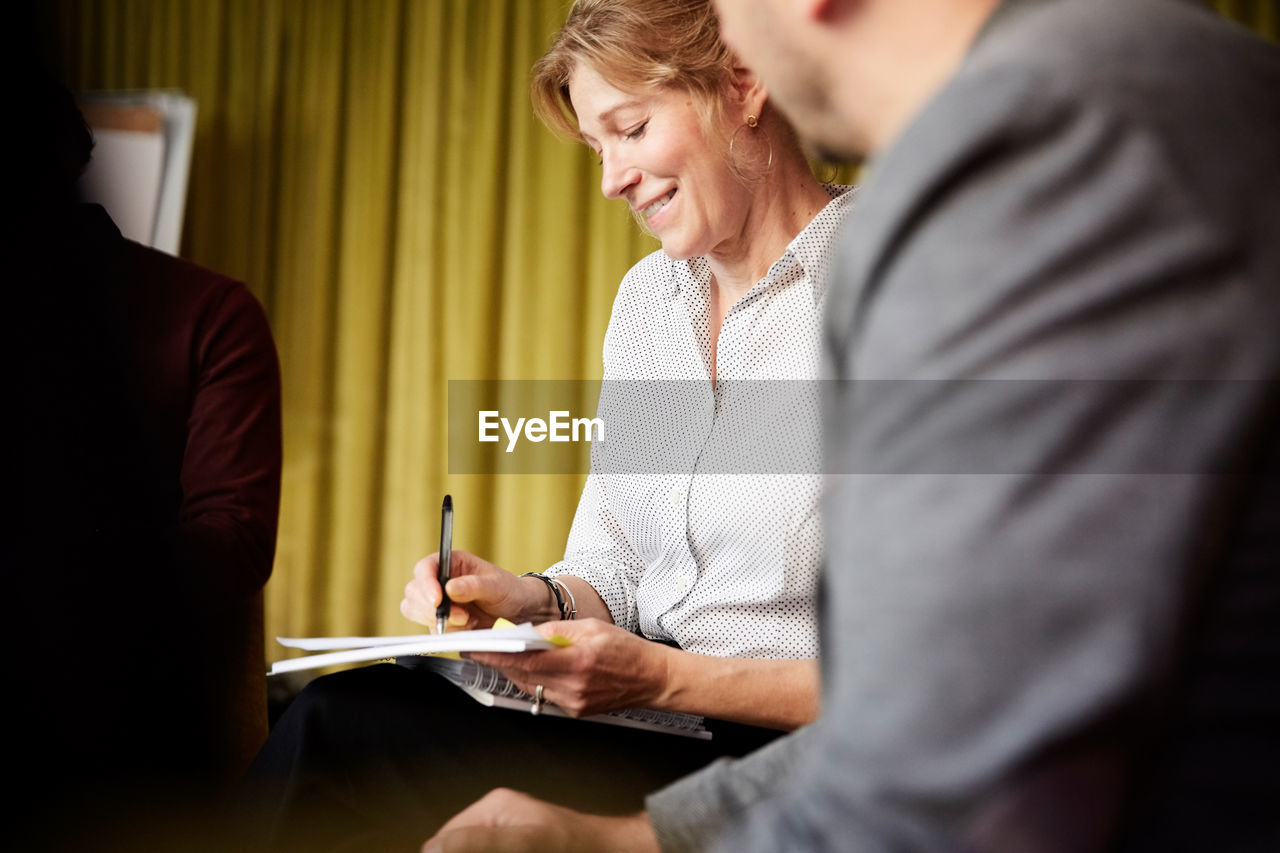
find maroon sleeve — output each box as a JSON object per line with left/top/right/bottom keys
{"left": 175, "top": 282, "right": 282, "bottom": 600}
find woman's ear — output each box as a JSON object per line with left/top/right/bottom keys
{"left": 728, "top": 66, "right": 769, "bottom": 122}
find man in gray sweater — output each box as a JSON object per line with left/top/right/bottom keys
{"left": 424, "top": 1, "right": 1280, "bottom": 850}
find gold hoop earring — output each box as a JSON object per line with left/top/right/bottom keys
{"left": 728, "top": 118, "right": 773, "bottom": 183}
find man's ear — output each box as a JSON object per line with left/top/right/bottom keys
{"left": 810, "top": 0, "right": 860, "bottom": 24}
{"left": 804, "top": 0, "right": 831, "bottom": 20}
{"left": 728, "top": 66, "right": 769, "bottom": 120}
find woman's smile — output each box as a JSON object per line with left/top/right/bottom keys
{"left": 641, "top": 188, "right": 677, "bottom": 225}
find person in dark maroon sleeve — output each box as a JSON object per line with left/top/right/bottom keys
{"left": 8, "top": 64, "right": 282, "bottom": 851}
{"left": 118, "top": 230, "right": 282, "bottom": 603}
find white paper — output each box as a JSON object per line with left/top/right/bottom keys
{"left": 77, "top": 90, "right": 197, "bottom": 255}
{"left": 79, "top": 128, "right": 165, "bottom": 246}
{"left": 269, "top": 623, "right": 557, "bottom": 675}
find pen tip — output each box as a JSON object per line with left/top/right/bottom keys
{"left": 437, "top": 617, "right": 447, "bottom": 635}
{"left": 443, "top": 494, "right": 452, "bottom": 509}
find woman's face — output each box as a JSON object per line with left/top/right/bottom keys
{"left": 569, "top": 63, "right": 753, "bottom": 262}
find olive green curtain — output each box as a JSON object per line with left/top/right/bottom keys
{"left": 54, "top": 0, "right": 1276, "bottom": 647}
{"left": 1212, "top": 0, "right": 1277, "bottom": 39}
{"left": 57, "top": 0, "right": 658, "bottom": 643}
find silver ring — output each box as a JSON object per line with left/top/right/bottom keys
{"left": 531, "top": 684, "right": 545, "bottom": 716}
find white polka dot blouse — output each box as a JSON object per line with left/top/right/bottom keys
{"left": 545, "top": 186, "right": 856, "bottom": 659}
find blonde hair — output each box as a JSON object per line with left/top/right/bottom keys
{"left": 530, "top": 0, "right": 735, "bottom": 140}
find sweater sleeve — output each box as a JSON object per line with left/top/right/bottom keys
{"left": 174, "top": 282, "right": 282, "bottom": 600}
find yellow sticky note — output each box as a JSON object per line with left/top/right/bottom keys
{"left": 492, "top": 616, "right": 570, "bottom": 646}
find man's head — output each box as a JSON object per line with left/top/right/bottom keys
{"left": 712, "top": 0, "right": 1001, "bottom": 160}
{"left": 710, "top": 0, "right": 849, "bottom": 158}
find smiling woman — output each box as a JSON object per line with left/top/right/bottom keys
{"left": 243, "top": 1, "right": 853, "bottom": 849}
{"left": 569, "top": 63, "right": 771, "bottom": 264}
{"left": 532, "top": 0, "right": 826, "bottom": 299}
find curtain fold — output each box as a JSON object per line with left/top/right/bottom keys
{"left": 55, "top": 0, "right": 1275, "bottom": 646}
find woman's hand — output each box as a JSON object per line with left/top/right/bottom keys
{"left": 467, "top": 619, "right": 673, "bottom": 718}
{"left": 401, "top": 550, "right": 552, "bottom": 631}
{"left": 422, "top": 788, "right": 657, "bottom": 853}
{"left": 474, "top": 618, "right": 821, "bottom": 729}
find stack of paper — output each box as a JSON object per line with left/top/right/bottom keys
{"left": 269, "top": 622, "right": 562, "bottom": 675}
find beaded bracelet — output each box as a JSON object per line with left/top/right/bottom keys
{"left": 519, "top": 572, "right": 568, "bottom": 620}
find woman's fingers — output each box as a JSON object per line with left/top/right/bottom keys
{"left": 400, "top": 554, "right": 444, "bottom": 627}
{"left": 408, "top": 555, "right": 443, "bottom": 606}
{"left": 443, "top": 573, "right": 486, "bottom": 603}
{"left": 403, "top": 551, "right": 501, "bottom": 629}
{"left": 467, "top": 647, "right": 586, "bottom": 715}
{"left": 445, "top": 563, "right": 534, "bottom": 617}
{"left": 412, "top": 553, "right": 442, "bottom": 587}
{"left": 406, "top": 550, "right": 547, "bottom": 629}
{"left": 473, "top": 620, "right": 667, "bottom": 716}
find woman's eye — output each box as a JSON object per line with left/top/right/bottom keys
{"left": 624, "top": 122, "right": 648, "bottom": 141}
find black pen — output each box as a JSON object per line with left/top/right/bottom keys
{"left": 436, "top": 495, "right": 453, "bottom": 634}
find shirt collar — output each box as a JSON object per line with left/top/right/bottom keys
{"left": 671, "top": 255, "right": 707, "bottom": 299}
{"left": 667, "top": 184, "right": 857, "bottom": 305}
{"left": 786, "top": 184, "right": 857, "bottom": 306}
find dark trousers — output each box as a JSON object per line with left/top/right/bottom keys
{"left": 242, "top": 663, "right": 780, "bottom": 852}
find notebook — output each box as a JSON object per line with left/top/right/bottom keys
{"left": 267, "top": 621, "right": 711, "bottom": 739}
{"left": 397, "top": 654, "right": 712, "bottom": 739}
